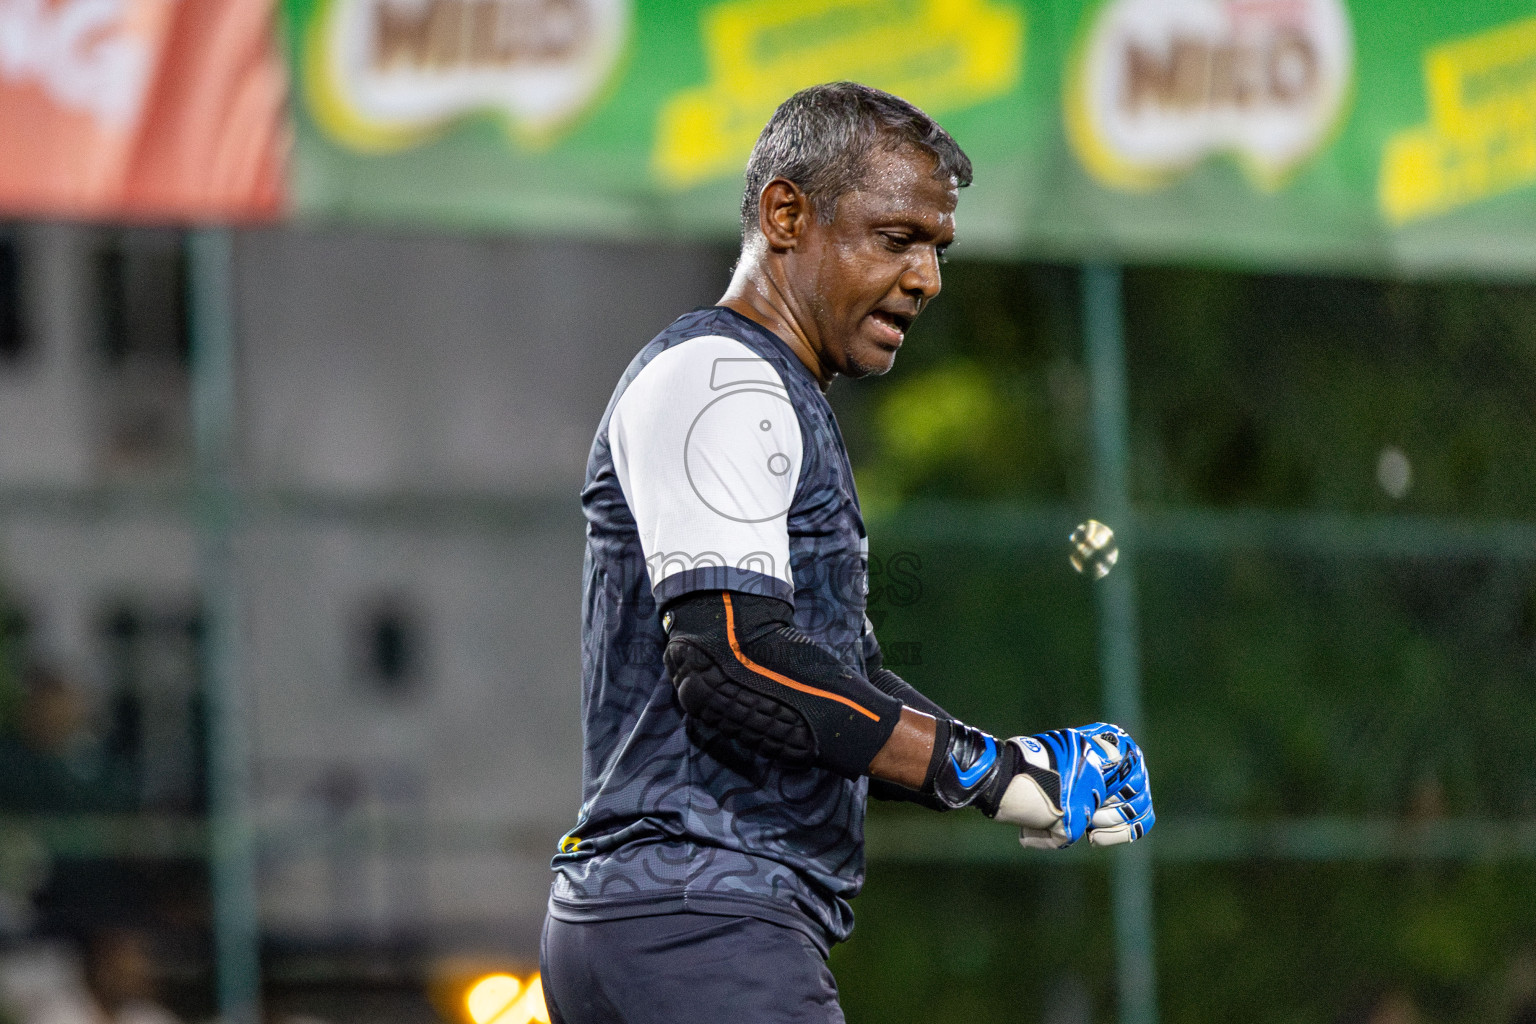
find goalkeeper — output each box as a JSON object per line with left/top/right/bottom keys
{"left": 543, "top": 81, "right": 1154, "bottom": 1024}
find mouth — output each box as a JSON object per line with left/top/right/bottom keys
{"left": 865, "top": 308, "right": 914, "bottom": 347}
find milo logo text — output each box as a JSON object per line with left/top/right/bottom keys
{"left": 305, "top": 0, "right": 630, "bottom": 151}
{"left": 1068, "top": 0, "right": 1353, "bottom": 190}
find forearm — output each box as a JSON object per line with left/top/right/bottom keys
{"left": 862, "top": 658, "right": 965, "bottom": 806}
{"left": 867, "top": 706, "right": 939, "bottom": 790}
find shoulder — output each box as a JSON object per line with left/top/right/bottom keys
{"left": 601, "top": 308, "right": 815, "bottom": 451}
{"left": 627, "top": 334, "right": 785, "bottom": 396}
{"left": 617, "top": 315, "right": 796, "bottom": 428}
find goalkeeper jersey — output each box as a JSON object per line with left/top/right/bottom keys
{"left": 549, "top": 306, "right": 876, "bottom": 950}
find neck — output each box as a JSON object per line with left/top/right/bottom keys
{"left": 718, "top": 251, "right": 833, "bottom": 388}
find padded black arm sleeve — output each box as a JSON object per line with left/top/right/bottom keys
{"left": 662, "top": 591, "right": 903, "bottom": 779}
{"left": 863, "top": 638, "right": 957, "bottom": 809}
{"left": 863, "top": 631, "right": 952, "bottom": 721}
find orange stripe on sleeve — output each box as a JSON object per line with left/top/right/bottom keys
{"left": 721, "top": 592, "right": 882, "bottom": 722}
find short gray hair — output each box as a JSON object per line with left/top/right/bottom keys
{"left": 740, "top": 82, "right": 973, "bottom": 238}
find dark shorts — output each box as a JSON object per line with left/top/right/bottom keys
{"left": 540, "top": 911, "right": 846, "bottom": 1024}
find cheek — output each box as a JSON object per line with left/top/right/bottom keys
{"left": 840, "top": 260, "right": 896, "bottom": 308}
{"left": 809, "top": 238, "right": 897, "bottom": 327}
{"left": 809, "top": 249, "right": 861, "bottom": 321}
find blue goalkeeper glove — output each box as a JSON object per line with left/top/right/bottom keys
{"left": 930, "top": 720, "right": 1154, "bottom": 849}
{"left": 1006, "top": 724, "right": 1154, "bottom": 848}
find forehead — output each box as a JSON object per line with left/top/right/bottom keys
{"left": 838, "top": 145, "right": 958, "bottom": 225}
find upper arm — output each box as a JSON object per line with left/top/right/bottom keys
{"left": 611, "top": 337, "right": 802, "bottom": 606}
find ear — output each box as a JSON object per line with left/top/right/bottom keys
{"left": 757, "top": 177, "right": 811, "bottom": 251}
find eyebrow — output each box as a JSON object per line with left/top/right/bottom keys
{"left": 874, "top": 210, "right": 953, "bottom": 236}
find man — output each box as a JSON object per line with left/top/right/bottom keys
{"left": 542, "top": 82, "right": 1155, "bottom": 1023}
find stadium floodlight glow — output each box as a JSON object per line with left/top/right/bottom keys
{"left": 511, "top": 976, "right": 550, "bottom": 1024}
{"left": 465, "top": 973, "right": 523, "bottom": 1024}
{"left": 464, "top": 973, "right": 550, "bottom": 1024}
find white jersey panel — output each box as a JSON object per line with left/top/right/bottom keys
{"left": 609, "top": 334, "right": 803, "bottom": 597}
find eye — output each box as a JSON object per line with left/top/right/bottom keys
{"left": 880, "top": 231, "right": 913, "bottom": 251}
{"left": 936, "top": 244, "right": 950, "bottom": 265}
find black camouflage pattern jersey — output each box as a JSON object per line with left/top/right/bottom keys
{"left": 549, "top": 307, "right": 877, "bottom": 950}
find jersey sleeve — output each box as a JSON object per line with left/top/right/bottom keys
{"left": 610, "top": 335, "right": 803, "bottom": 607}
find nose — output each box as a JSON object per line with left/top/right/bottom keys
{"left": 899, "top": 245, "right": 943, "bottom": 306}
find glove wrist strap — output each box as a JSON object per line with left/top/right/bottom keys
{"left": 920, "top": 716, "right": 953, "bottom": 797}
{"left": 972, "top": 741, "right": 1020, "bottom": 818}
{"left": 926, "top": 718, "right": 1009, "bottom": 811}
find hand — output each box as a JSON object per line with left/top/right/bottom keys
{"left": 991, "top": 723, "right": 1154, "bottom": 850}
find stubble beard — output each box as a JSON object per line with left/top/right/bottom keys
{"left": 844, "top": 354, "right": 894, "bottom": 379}
{"left": 843, "top": 340, "right": 897, "bottom": 379}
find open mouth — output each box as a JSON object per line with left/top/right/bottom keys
{"left": 867, "top": 309, "right": 914, "bottom": 344}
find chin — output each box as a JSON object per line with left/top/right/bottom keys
{"left": 844, "top": 345, "right": 899, "bottom": 379}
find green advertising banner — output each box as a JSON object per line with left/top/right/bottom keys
{"left": 284, "top": 0, "right": 1536, "bottom": 276}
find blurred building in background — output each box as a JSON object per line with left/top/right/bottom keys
{"left": 0, "top": 222, "right": 728, "bottom": 952}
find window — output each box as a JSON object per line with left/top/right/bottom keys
{"left": 95, "top": 231, "right": 189, "bottom": 368}
{"left": 354, "top": 595, "right": 427, "bottom": 698}
{"left": 0, "top": 233, "right": 26, "bottom": 365}
{"left": 92, "top": 230, "right": 191, "bottom": 471}
{"left": 98, "top": 598, "right": 206, "bottom": 811}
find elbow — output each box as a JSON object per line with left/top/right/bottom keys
{"left": 664, "top": 636, "right": 817, "bottom": 767}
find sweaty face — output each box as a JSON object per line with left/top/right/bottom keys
{"left": 792, "top": 146, "right": 958, "bottom": 378}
